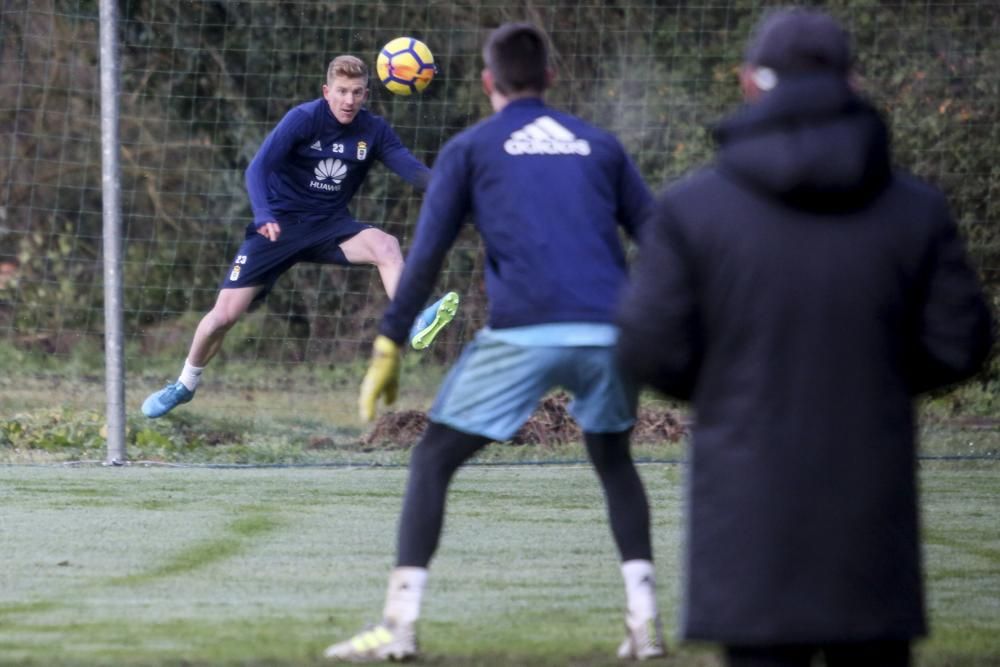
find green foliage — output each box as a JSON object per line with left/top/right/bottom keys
{"left": 0, "top": 407, "right": 253, "bottom": 462}
{"left": 7, "top": 415, "right": 186, "bottom": 465}
{"left": 1, "top": 409, "right": 105, "bottom": 452}
{"left": 1, "top": 220, "right": 102, "bottom": 333}
{"left": 0, "top": 1, "right": 996, "bottom": 367}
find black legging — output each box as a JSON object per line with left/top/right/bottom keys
{"left": 396, "top": 422, "right": 652, "bottom": 567}
{"left": 725, "top": 641, "right": 911, "bottom": 667}
{"left": 582, "top": 429, "right": 652, "bottom": 562}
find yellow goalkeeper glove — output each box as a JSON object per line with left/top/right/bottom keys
{"left": 359, "top": 335, "right": 401, "bottom": 422}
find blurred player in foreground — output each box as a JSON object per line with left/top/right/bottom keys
{"left": 616, "top": 8, "right": 994, "bottom": 667}
{"left": 141, "top": 55, "right": 458, "bottom": 419}
{"left": 325, "top": 22, "right": 665, "bottom": 662}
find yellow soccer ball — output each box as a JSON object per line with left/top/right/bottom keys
{"left": 376, "top": 37, "right": 436, "bottom": 95}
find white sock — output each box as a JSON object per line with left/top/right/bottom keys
{"left": 382, "top": 566, "right": 428, "bottom": 627}
{"left": 621, "top": 559, "right": 658, "bottom": 622}
{"left": 177, "top": 360, "right": 204, "bottom": 392}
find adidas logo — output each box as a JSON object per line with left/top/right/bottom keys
{"left": 504, "top": 116, "right": 591, "bottom": 156}
{"left": 310, "top": 140, "right": 322, "bottom": 151}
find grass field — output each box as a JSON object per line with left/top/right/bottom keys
{"left": 1, "top": 461, "right": 998, "bottom": 666}
{"left": 2, "top": 354, "right": 998, "bottom": 664}
{"left": 3, "top": 369, "right": 996, "bottom": 466}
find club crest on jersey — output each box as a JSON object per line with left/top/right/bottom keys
{"left": 356, "top": 141, "right": 367, "bottom": 160}
{"left": 229, "top": 254, "right": 247, "bottom": 281}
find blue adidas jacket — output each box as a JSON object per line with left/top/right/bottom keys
{"left": 381, "top": 97, "right": 652, "bottom": 343}
{"left": 245, "top": 100, "right": 429, "bottom": 227}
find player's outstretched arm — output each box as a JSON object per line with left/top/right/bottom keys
{"left": 617, "top": 145, "right": 654, "bottom": 239}
{"left": 378, "top": 122, "right": 432, "bottom": 190}
{"left": 379, "top": 139, "right": 470, "bottom": 342}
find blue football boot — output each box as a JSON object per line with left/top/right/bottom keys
{"left": 141, "top": 381, "right": 195, "bottom": 418}
{"left": 409, "top": 291, "right": 460, "bottom": 350}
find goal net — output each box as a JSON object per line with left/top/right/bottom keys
{"left": 1, "top": 0, "right": 996, "bottom": 446}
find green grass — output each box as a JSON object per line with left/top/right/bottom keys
{"left": 0, "top": 462, "right": 997, "bottom": 666}
{"left": 1, "top": 370, "right": 697, "bottom": 465}
{"left": 1, "top": 345, "right": 996, "bottom": 663}
{"left": 2, "top": 369, "right": 996, "bottom": 465}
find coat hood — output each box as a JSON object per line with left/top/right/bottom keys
{"left": 713, "top": 73, "right": 891, "bottom": 211}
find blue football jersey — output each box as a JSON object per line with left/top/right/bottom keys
{"left": 380, "top": 97, "right": 653, "bottom": 343}
{"left": 245, "top": 99, "right": 429, "bottom": 227}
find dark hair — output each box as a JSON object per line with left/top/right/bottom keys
{"left": 482, "top": 22, "right": 549, "bottom": 95}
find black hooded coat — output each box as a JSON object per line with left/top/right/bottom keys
{"left": 616, "top": 74, "right": 993, "bottom": 643}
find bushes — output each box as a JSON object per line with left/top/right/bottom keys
{"left": 0, "top": 408, "right": 231, "bottom": 460}
{"left": 0, "top": 1, "right": 995, "bottom": 366}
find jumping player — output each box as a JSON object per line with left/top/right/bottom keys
{"left": 142, "top": 55, "right": 458, "bottom": 419}
{"left": 324, "top": 24, "right": 665, "bottom": 662}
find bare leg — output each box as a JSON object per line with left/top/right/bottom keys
{"left": 186, "top": 285, "right": 263, "bottom": 367}
{"left": 142, "top": 285, "right": 263, "bottom": 417}
{"left": 338, "top": 228, "right": 404, "bottom": 299}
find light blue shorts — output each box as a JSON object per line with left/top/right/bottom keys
{"left": 429, "top": 329, "right": 638, "bottom": 442}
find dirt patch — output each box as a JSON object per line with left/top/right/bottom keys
{"left": 631, "top": 407, "right": 687, "bottom": 444}
{"left": 363, "top": 410, "right": 430, "bottom": 449}
{"left": 362, "top": 393, "right": 687, "bottom": 448}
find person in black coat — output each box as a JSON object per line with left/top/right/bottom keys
{"left": 615, "top": 8, "right": 994, "bottom": 667}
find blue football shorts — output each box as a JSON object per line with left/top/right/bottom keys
{"left": 429, "top": 328, "right": 638, "bottom": 442}
{"left": 220, "top": 216, "right": 372, "bottom": 299}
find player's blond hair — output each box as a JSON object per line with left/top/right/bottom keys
{"left": 327, "top": 55, "right": 368, "bottom": 84}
